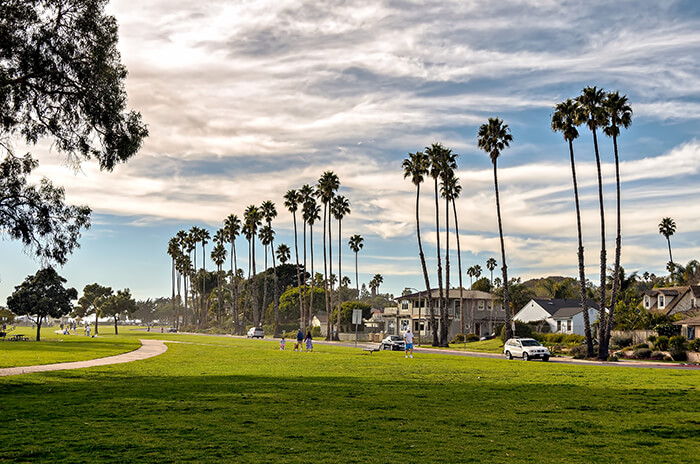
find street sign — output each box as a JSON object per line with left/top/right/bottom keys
{"left": 352, "top": 309, "right": 363, "bottom": 325}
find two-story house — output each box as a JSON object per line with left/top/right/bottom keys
{"left": 389, "top": 288, "right": 505, "bottom": 340}
{"left": 642, "top": 286, "right": 700, "bottom": 316}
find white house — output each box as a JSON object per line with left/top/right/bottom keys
{"left": 514, "top": 298, "right": 599, "bottom": 335}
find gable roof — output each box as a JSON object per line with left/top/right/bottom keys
{"left": 400, "top": 288, "right": 495, "bottom": 300}
{"left": 643, "top": 286, "right": 692, "bottom": 314}
{"left": 531, "top": 298, "right": 599, "bottom": 318}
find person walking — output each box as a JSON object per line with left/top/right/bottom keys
{"left": 295, "top": 328, "right": 304, "bottom": 351}
{"left": 280, "top": 336, "right": 286, "bottom": 350}
{"left": 86, "top": 324, "right": 90, "bottom": 337}
{"left": 404, "top": 327, "right": 414, "bottom": 358}
{"left": 304, "top": 330, "right": 313, "bottom": 352}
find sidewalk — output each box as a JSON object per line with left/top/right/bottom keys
{"left": 0, "top": 339, "right": 169, "bottom": 377}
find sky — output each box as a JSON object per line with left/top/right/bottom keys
{"left": 2, "top": 0, "right": 700, "bottom": 304}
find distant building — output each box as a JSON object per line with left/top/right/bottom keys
{"left": 388, "top": 288, "right": 504, "bottom": 339}
{"left": 514, "top": 298, "right": 599, "bottom": 336}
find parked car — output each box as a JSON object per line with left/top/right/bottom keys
{"left": 167, "top": 327, "right": 178, "bottom": 333}
{"left": 503, "top": 338, "right": 550, "bottom": 361}
{"left": 381, "top": 335, "right": 406, "bottom": 351}
{"left": 247, "top": 327, "right": 264, "bottom": 339}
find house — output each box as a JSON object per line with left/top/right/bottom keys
{"left": 674, "top": 315, "right": 700, "bottom": 340}
{"left": 514, "top": 298, "right": 599, "bottom": 336}
{"left": 642, "top": 286, "right": 700, "bottom": 316}
{"left": 391, "top": 288, "right": 505, "bottom": 340}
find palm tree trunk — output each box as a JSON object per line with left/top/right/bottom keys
{"left": 337, "top": 218, "right": 342, "bottom": 336}
{"left": 452, "top": 199, "right": 465, "bottom": 337}
{"left": 667, "top": 238, "right": 673, "bottom": 265}
{"left": 217, "top": 265, "right": 222, "bottom": 323}
{"left": 231, "top": 241, "right": 239, "bottom": 334}
{"left": 302, "top": 220, "right": 307, "bottom": 329}
{"left": 568, "top": 139, "right": 594, "bottom": 357}
{"left": 292, "top": 211, "right": 302, "bottom": 330}
{"left": 252, "top": 234, "right": 259, "bottom": 326}
{"left": 329, "top": 205, "right": 336, "bottom": 340}
{"left": 171, "top": 257, "right": 176, "bottom": 329}
{"left": 592, "top": 129, "right": 608, "bottom": 360}
{"left": 441, "top": 193, "right": 450, "bottom": 346}
{"left": 415, "top": 184, "right": 434, "bottom": 347}
{"left": 201, "top": 243, "right": 206, "bottom": 327}
{"left": 493, "top": 161, "right": 511, "bottom": 340}
{"left": 309, "top": 224, "right": 315, "bottom": 330}
{"left": 262, "top": 243, "right": 269, "bottom": 325}
{"left": 323, "top": 203, "right": 331, "bottom": 339}
{"left": 272, "top": 237, "right": 280, "bottom": 337}
{"left": 603, "top": 132, "right": 623, "bottom": 359}
{"left": 433, "top": 177, "right": 443, "bottom": 347}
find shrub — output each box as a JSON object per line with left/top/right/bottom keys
{"left": 569, "top": 344, "right": 595, "bottom": 359}
{"left": 452, "top": 333, "right": 479, "bottom": 343}
{"left": 653, "top": 335, "right": 669, "bottom": 351}
{"left": 631, "top": 343, "right": 649, "bottom": 350}
{"left": 647, "top": 334, "right": 657, "bottom": 343}
{"left": 691, "top": 338, "right": 700, "bottom": 352}
{"left": 611, "top": 335, "right": 634, "bottom": 348}
{"left": 311, "top": 326, "right": 321, "bottom": 338}
{"left": 669, "top": 335, "right": 687, "bottom": 352}
{"left": 499, "top": 321, "right": 532, "bottom": 341}
{"left": 539, "top": 333, "right": 584, "bottom": 345}
{"left": 655, "top": 323, "right": 681, "bottom": 337}
{"left": 671, "top": 350, "right": 687, "bottom": 361}
{"left": 631, "top": 348, "right": 652, "bottom": 359}
{"left": 650, "top": 351, "right": 666, "bottom": 360}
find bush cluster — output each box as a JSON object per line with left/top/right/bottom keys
{"left": 650, "top": 351, "right": 666, "bottom": 360}
{"left": 630, "top": 348, "right": 652, "bottom": 359}
{"left": 611, "top": 335, "right": 633, "bottom": 348}
{"left": 452, "top": 333, "right": 479, "bottom": 343}
{"left": 631, "top": 343, "right": 649, "bottom": 350}
{"left": 653, "top": 335, "right": 669, "bottom": 351}
{"left": 569, "top": 344, "right": 596, "bottom": 359}
{"left": 691, "top": 338, "right": 700, "bottom": 352}
{"left": 655, "top": 323, "right": 681, "bottom": 337}
{"left": 534, "top": 333, "right": 585, "bottom": 345}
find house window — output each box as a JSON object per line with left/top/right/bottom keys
{"left": 658, "top": 295, "right": 665, "bottom": 309}
{"left": 557, "top": 321, "right": 562, "bottom": 332}
{"left": 644, "top": 295, "right": 650, "bottom": 309}
{"left": 401, "top": 301, "right": 409, "bottom": 310}
{"left": 567, "top": 320, "right": 572, "bottom": 332}
{"left": 478, "top": 300, "right": 485, "bottom": 311}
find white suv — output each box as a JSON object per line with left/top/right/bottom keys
{"left": 504, "top": 338, "right": 550, "bottom": 361}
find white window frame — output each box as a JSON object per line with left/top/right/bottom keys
{"left": 658, "top": 294, "right": 665, "bottom": 309}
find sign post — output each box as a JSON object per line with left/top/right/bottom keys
{"left": 352, "top": 309, "right": 363, "bottom": 347}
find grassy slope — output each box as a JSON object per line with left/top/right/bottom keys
{"left": 0, "top": 327, "right": 142, "bottom": 368}
{"left": 1, "top": 333, "right": 699, "bottom": 463}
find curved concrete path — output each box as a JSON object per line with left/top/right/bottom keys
{"left": 0, "top": 339, "right": 169, "bottom": 377}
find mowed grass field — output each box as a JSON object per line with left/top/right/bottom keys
{"left": 2, "top": 329, "right": 699, "bottom": 463}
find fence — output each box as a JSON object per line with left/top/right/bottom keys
{"left": 610, "top": 330, "right": 656, "bottom": 344}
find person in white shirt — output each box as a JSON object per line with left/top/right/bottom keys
{"left": 403, "top": 327, "right": 414, "bottom": 358}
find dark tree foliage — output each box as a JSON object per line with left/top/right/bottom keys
{"left": 6, "top": 267, "right": 77, "bottom": 340}
{"left": 101, "top": 288, "right": 136, "bottom": 334}
{"left": 0, "top": 152, "right": 90, "bottom": 264}
{"left": 1, "top": 0, "right": 147, "bottom": 263}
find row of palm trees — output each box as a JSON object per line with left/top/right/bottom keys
{"left": 167, "top": 172, "right": 367, "bottom": 338}
{"left": 402, "top": 129, "right": 513, "bottom": 347}
{"left": 552, "top": 86, "right": 632, "bottom": 360}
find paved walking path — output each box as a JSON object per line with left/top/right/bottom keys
{"left": 0, "top": 339, "right": 169, "bottom": 377}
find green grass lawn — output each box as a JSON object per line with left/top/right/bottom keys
{"left": 420, "top": 338, "right": 504, "bottom": 354}
{"left": 0, "top": 326, "right": 142, "bottom": 368}
{"left": 2, "top": 332, "right": 699, "bottom": 463}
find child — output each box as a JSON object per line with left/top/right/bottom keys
{"left": 304, "top": 330, "right": 313, "bottom": 352}
{"left": 280, "top": 337, "right": 286, "bottom": 350}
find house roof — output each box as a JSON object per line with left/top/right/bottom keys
{"left": 674, "top": 315, "right": 700, "bottom": 326}
{"left": 644, "top": 286, "right": 692, "bottom": 314}
{"left": 400, "top": 288, "right": 495, "bottom": 300}
{"left": 531, "top": 298, "right": 599, "bottom": 318}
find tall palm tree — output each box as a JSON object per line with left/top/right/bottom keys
{"left": 438, "top": 148, "right": 458, "bottom": 346}
{"left": 477, "top": 117, "right": 514, "bottom": 340}
{"left": 552, "top": 98, "right": 593, "bottom": 357}
{"left": 299, "top": 184, "right": 315, "bottom": 325}
{"left": 317, "top": 171, "right": 340, "bottom": 339}
{"left": 486, "top": 257, "right": 497, "bottom": 286}
{"left": 244, "top": 205, "right": 262, "bottom": 325}
{"left": 304, "top": 197, "right": 321, "bottom": 330}
{"left": 577, "top": 85, "right": 610, "bottom": 356}
{"left": 188, "top": 226, "right": 201, "bottom": 323}
{"left": 284, "top": 189, "right": 303, "bottom": 329}
{"left": 276, "top": 243, "right": 290, "bottom": 264}
{"left": 259, "top": 224, "right": 274, "bottom": 322}
{"left": 167, "top": 237, "right": 180, "bottom": 329}
{"left": 199, "top": 228, "right": 211, "bottom": 327}
{"left": 659, "top": 217, "right": 676, "bottom": 265}
{"left": 600, "top": 90, "right": 633, "bottom": 357}
{"left": 369, "top": 274, "right": 383, "bottom": 297}
{"left": 261, "top": 200, "right": 280, "bottom": 336}
{"left": 467, "top": 266, "right": 476, "bottom": 288}
{"left": 425, "top": 143, "right": 446, "bottom": 345}
{"left": 402, "top": 151, "right": 436, "bottom": 345}
{"left": 175, "top": 229, "right": 189, "bottom": 328}
{"left": 348, "top": 234, "right": 364, "bottom": 299}
{"left": 210, "top": 239, "right": 227, "bottom": 324}
{"left": 444, "top": 175, "right": 465, "bottom": 335}
{"left": 224, "top": 214, "right": 241, "bottom": 334}
{"left": 332, "top": 195, "right": 350, "bottom": 335}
